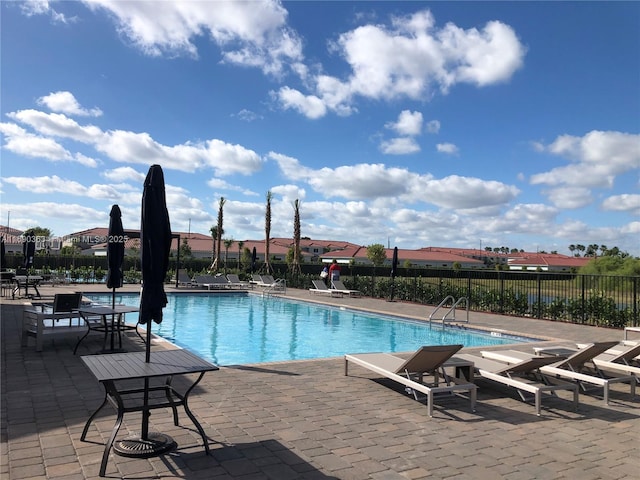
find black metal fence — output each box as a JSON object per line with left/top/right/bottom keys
{"left": 6, "top": 253, "right": 638, "bottom": 328}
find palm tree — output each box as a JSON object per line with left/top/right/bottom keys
{"left": 291, "top": 199, "right": 301, "bottom": 274}
{"left": 569, "top": 244, "right": 576, "bottom": 256}
{"left": 215, "top": 197, "right": 225, "bottom": 272}
{"left": 237, "top": 240, "right": 244, "bottom": 270}
{"left": 223, "top": 238, "right": 233, "bottom": 272}
{"left": 264, "top": 191, "right": 272, "bottom": 274}
{"left": 209, "top": 226, "right": 219, "bottom": 268}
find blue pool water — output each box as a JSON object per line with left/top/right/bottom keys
{"left": 86, "top": 293, "right": 533, "bottom": 366}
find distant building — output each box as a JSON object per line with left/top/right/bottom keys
{"left": 507, "top": 253, "right": 590, "bottom": 272}
{"left": 9, "top": 225, "right": 596, "bottom": 271}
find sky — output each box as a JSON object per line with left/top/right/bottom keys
{"left": 1, "top": 1, "right": 639, "bottom": 256}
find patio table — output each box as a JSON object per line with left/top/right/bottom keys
{"left": 12, "top": 275, "right": 43, "bottom": 299}
{"left": 80, "top": 349, "right": 218, "bottom": 477}
{"left": 76, "top": 305, "right": 140, "bottom": 354}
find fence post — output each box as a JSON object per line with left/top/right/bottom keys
{"left": 634, "top": 276, "right": 638, "bottom": 327}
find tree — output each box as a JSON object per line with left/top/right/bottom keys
{"left": 237, "top": 240, "right": 244, "bottom": 270}
{"left": 214, "top": 197, "right": 225, "bottom": 272}
{"left": 366, "top": 243, "right": 387, "bottom": 267}
{"left": 290, "top": 199, "right": 301, "bottom": 274}
{"left": 241, "top": 247, "right": 252, "bottom": 271}
{"left": 223, "top": 238, "right": 233, "bottom": 271}
{"left": 179, "top": 238, "right": 192, "bottom": 259}
{"left": 576, "top": 244, "right": 586, "bottom": 256}
{"left": 569, "top": 244, "right": 576, "bottom": 256}
{"left": 264, "top": 191, "right": 273, "bottom": 274}
{"left": 209, "top": 225, "right": 222, "bottom": 267}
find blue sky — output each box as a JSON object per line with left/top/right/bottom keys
{"left": 1, "top": 1, "right": 639, "bottom": 255}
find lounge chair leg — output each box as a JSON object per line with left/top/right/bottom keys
{"left": 470, "top": 388, "right": 477, "bottom": 413}
{"left": 427, "top": 392, "right": 434, "bottom": 417}
{"left": 535, "top": 392, "right": 541, "bottom": 416}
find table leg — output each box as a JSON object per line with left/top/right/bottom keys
{"left": 181, "top": 372, "right": 210, "bottom": 455}
{"left": 164, "top": 376, "right": 180, "bottom": 426}
{"left": 81, "top": 389, "right": 109, "bottom": 441}
{"left": 100, "top": 382, "right": 126, "bottom": 477}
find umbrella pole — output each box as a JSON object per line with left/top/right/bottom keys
{"left": 142, "top": 322, "right": 151, "bottom": 439}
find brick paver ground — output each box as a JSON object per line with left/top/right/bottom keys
{"left": 1, "top": 284, "right": 638, "bottom": 479}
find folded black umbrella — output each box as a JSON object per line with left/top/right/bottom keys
{"left": 106, "top": 205, "right": 125, "bottom": 308}
{"left": 139, "top": 165, "right": 172, "bottom": 327}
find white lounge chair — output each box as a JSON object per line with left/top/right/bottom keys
{"left": 484, "top": 342, "right": 636, "bottom": 404}
{"left": 592, "top": 343, "right": 640, "bottom": 378}
{"left": 331, "top": 280, "right": 362, "bottom": 297}
{"left": 455, "top": 353, "right": 579, "bottom": 416}
{"left": 309, "top": 280, "right": 343, "bottom": 297}
{"left": 345, "top": 345, "right": 477, "bottom": 417}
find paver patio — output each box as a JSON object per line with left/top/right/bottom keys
{"left": 1, "top": 284, "right": 638, "bottom": 479}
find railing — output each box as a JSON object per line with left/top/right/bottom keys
{"left": 429, "top": 296, "right": 469, "bottom": 326}
{"left": 263, "top": 278, "right": 286, "bottom": 297}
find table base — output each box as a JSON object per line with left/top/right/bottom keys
{"left": 114, "top": 433, "right": 177, "bottom": 458}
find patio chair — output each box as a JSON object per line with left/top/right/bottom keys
{"left": 259, "top": 275, "right": 276, "bottom": 286}
{"left": 192, "top": 274, "right": 219, "bottom": 288}
{"left": 175, "top": 269, "right": 192, "bottom": 286}
{"left": 331, "top": 280, "right": 362, "bottom": 297}
{"left": 22, "top": 292, "right": 87, "bottom": 351}
{"left": 226, "top": 274, "right": 251, "bottom": 288}
{"left": 196, "top": 275, "right": 230, "bottom": 290}
{"left": 309, "top": 280, "right": 343, "bottom": 297}
{"left": 591, "top": 343, "right": 640, "bottom": 379}
{"left": 486, "top": 342, "right": 636, "bottom": 404}
{"left": 456, "top": 353, "right": 579, "bottom": 416}
{"left": 345, "top": 345, "right": 477, "bottom": 417}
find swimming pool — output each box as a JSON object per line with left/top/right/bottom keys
{"left": 86, "top": 293, "right": 533, "bottom": 365}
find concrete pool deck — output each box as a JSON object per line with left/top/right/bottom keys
{"left": 2, "top": 283, "right": 639, "bottom": 479}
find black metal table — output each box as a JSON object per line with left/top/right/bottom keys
{"left": 80, "top": 349, "right": 219, "bottom": 477}
{"left": 76, "top": 305, "right": 140, "bottom": 353}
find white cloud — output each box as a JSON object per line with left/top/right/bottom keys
{"left": 602, "top": 194, "right": 640, "bottom": 215}
{"left": 0, "top": 122, "right": 75, "bottom": 163}
{"left": 436, "top": 143, "right": 458, "bottom": 154}
{"left": 2, "top": 175, "right": 135, "bottom": 201}
{"left": 37, "top": 91, "right": 103, "bottom": 117}
{"left": 419, "top": 175, "right": 520, "bottom": 210}
{"left": 275, "top": 87, "right": 327, "bottom": 119}
{"left": 545, "top": 187, "right": 593, "bottom": 209}
{"left": 270, "top": 153, "right": 520, "bottom": 212}
{"left": 207, "top": 178, "right": 259, "bottom": 196}
{"left": 82, "top": 0, "right": 302, "bottom": 76}
{"left": 379, "top": 137, "right": 420, "bottom": 155}
{"left": 531, "top": 130, "right": 640, "bottom": 188}
{"left": 102, "top": 167, "right": 146, "bottom": 183}
{"left": 19, "top": 0, "right": 75, "bottom": 24}
{"left": 7, "top": 109, "right": 103, "bottom": 143}
{"left": 426, "top": 120, "right": 440, "bottom": 134}
{"left": 385, "top": 110, "right": 423, "bottom": 136}
{"left": 276, "top": 10, "right": 526, "bottom": 118}
{"left": 234, "top": 109, "right": 262, "bottom": 122}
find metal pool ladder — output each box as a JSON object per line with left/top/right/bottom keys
{"left": 263, "top": 278, "right": 287, "bottom": 297}
{"left": 429, "top": 295, "right": 469, "bottom": 326}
